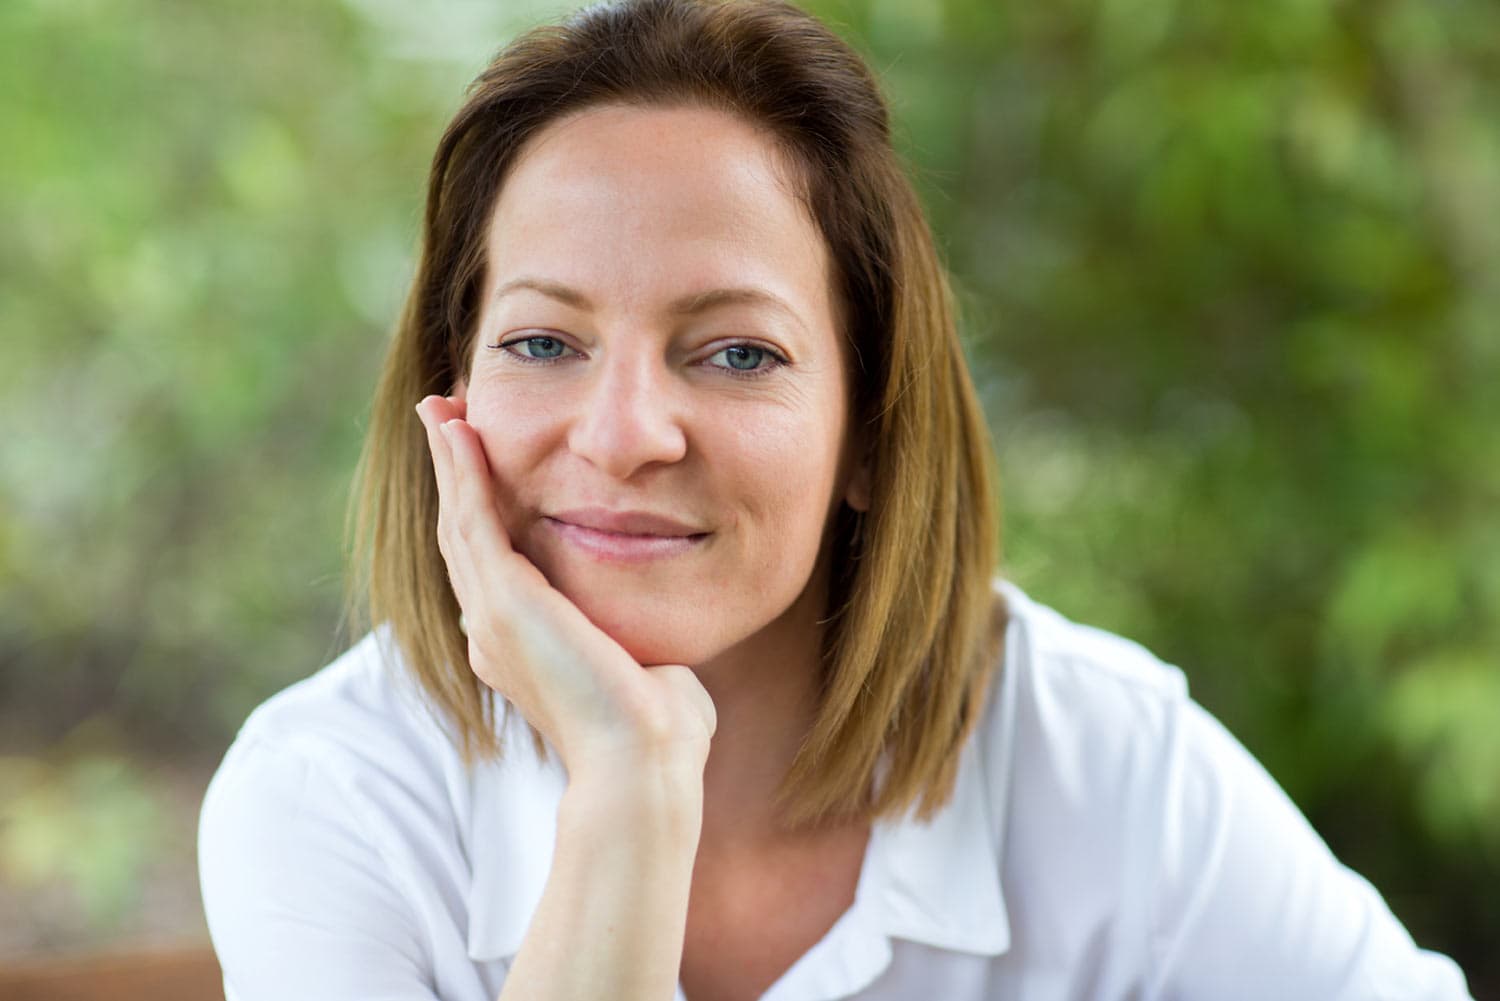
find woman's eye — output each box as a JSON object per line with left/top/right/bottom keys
{"left": 707, "top": 344, "right": 780, "bottom": 373}
{"left": 503, "top": 335, "right": 570, "bottom": 361}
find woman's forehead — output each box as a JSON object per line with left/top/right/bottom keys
{"left": 484, "top": 104, "right": 834, "bottom": 327}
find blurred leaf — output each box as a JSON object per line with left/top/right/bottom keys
{"left": 0, "top": 751, "right": 163, "bottom": 926}
{"left": 1381, "top": 650, "right": 1500, "bottom": 843}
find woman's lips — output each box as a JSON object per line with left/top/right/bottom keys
{"left": 543, "top": 508, "right": 710, "bottom": 563}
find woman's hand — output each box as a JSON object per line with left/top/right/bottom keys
{"left": 419, "top": 395, "right": 707, "bottom": 1001}
{"left": 415, "top": 395, "right": 717, "bottom": 781}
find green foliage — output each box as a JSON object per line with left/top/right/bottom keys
{"left": 2, "top": 0, "right": 1496, "bottom": 984}
{"left": 0, "top": 749, "right": 162, "bottom": 926}
{"left": 803, "top": 0, "right": 1500, "bottom": 978}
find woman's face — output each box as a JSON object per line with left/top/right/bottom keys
{"left": 459, "top": 103, "right": 865, "bottom": 667}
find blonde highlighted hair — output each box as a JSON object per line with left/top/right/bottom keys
{"left": 348, "top": 0, "right": 1004, "bottom": 828}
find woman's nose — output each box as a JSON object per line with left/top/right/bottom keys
{"left": 566, "top": 353, "right": 688, "bottom": 478}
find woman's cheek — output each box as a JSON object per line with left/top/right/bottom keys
{"left": 464, "top": 426, "right": 531, "bottom": 541}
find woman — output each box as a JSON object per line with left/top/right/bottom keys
{"left": 198, "top": 1, "right": 1473, "bottom": 999}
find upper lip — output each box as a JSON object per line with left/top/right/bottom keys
{"left": 547, "top": 507, "right": 708, "bottom": 537}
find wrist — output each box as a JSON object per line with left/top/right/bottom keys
{"left": 560, "top": 756, "right": 706, "bottom": 845}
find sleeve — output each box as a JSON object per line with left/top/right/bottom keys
{"left": 1144, "top": 700, "right": 1473, "bottom": 1001}
{"left": 198, "top": 735, "right": 439, "bottom": 1001}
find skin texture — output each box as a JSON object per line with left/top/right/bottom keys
{"left": 416, "top": 103, "right": 872, "bottom": 1001}
{"left": 461, "top": 102, "right": 863, "bottom": 672}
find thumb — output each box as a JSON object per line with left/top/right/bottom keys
{"left": 646, "top": 664, "right": 718, "bottom": 743}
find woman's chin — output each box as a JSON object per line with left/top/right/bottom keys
{"left": 606, "top": 619, "right": 722, "bottom": 668}
{"left": 566, "top": 590, "right": 723, "bottom": 668}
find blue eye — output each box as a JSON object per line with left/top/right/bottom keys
{"left": 517, "top": 336, "right": 566, "bottom": 359}
{"left": 498, "top": 335, "right": 572, "bottom": 361}
{"left": 708, "top": 344, "right": 781, "bottom": 374}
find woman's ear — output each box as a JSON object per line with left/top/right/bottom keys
{"left": 844, "top": 450, "right": 872, "bottom": 512}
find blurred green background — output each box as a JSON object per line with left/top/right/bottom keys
{"left": 2, "top": 0, "right": 1496, "bottom": 988}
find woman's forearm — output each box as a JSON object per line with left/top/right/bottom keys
{"left": 497, "top": 759, "right": 703, "bottom": 1001}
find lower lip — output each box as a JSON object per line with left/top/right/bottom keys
{"left": 544, "top": 518, "right": 708, "bottom": 563}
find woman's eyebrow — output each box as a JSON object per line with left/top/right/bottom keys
{"left": 493, "top": 277, "right": 803, "bottom": 329}
{"left": 493, "top": 277, "right": 592, "bottom": 309}
{"left": 667, "top": 286, "right": 798, "bottom": 322}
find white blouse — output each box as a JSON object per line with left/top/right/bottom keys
{"left": 198, "top": 581, "right": 1473, "bottom": 1000}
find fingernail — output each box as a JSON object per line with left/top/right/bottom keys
{"left": 440, "top": 420, "right": 457, "bottom": 440}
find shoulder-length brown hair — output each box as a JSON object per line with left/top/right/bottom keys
{"left": 349, "top": 0, "right": 1004, "bottom": 828}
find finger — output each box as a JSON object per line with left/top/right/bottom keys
{"left": 416, "top": 398, "right": 470, "bottom": 598}
{"left": 439, "top": 418, "right": 515, "bottom": 561}
{"left": 416, "top": 393, "right": 461, "bottom": 425}
{"left": 646, "top": 664, "right": 718, "bottom": 742}
{"left": 416, "top": 396, "right": 459, "bottom": 505}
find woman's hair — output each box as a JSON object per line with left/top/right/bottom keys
{"left": 348, "top": 0, "right": 1003, "bottom": 828}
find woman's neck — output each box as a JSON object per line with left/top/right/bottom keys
{"left": 690, "top": 567, "right": 834, "bottom": 857}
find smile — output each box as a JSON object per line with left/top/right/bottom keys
{"left": 543, "top": 509, "right": 710, "bottom": 563}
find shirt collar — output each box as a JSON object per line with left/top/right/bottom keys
{"left": 465, "top": 695, "right": 1012, "bottom": 965}
{"left": 859, "top": 716, "right": 1011, "bottom": 956}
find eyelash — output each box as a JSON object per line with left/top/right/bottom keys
{"left": 488, "top": 335, "right": 789, "bottom": 379}
{"left": 707, "top": 344, "right": 787, "bottom": 378}
{"left": 492, "top": 335, "right": 574, "bottom": 366}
